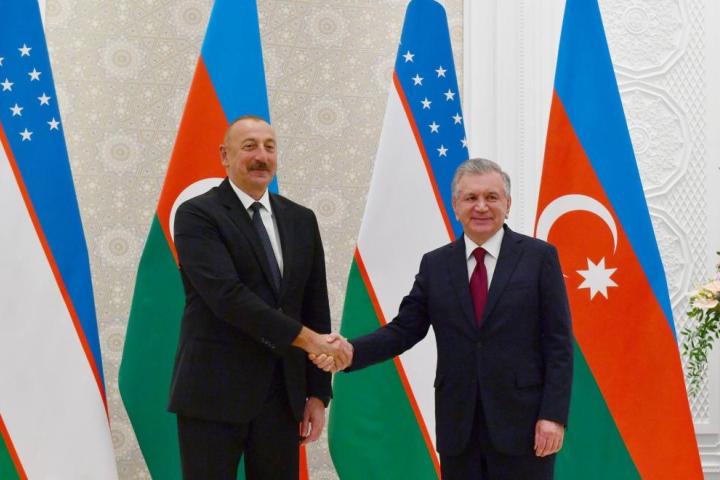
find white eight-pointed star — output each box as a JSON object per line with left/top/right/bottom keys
{"left": 577, "top": 257, "right": 618, "bottom": 300}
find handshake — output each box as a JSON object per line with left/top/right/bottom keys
{"left": 294, "top": 327, "right": 354, "bottom": 373}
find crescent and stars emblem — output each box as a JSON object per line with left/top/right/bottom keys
{"left": 536, "top": 194, "right": 618, "bottom": 300}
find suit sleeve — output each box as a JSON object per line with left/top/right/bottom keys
{"left": 347, "top": 254, "right": 432, "bottom": 371}
{"left": 538, "top": 245, "right": 574, "bottom": 425}
{"left": 301, "top": 211, "right": 333, "bottom": 401}
{"left": 174, "top": 200, "right": 302, "bottom": 352}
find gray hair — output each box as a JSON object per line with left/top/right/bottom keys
{"left": 451, "top": 158, "right": 511, "bottom": 198}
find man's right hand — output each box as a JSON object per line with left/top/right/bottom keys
{"left": 308, "top": 333, "right": 353, "bottom": 372}
{"left": 292, "top": 328, "right": 353, "bottom": 371}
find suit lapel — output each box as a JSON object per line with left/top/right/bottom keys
{"left": 270, "top": 194, "right": 294, "bottom": 300}
{"left": 218, "top": 179, "right": 280, "bottom": 298}
{"left": 481, "top": 225, "right": 524, "bottom": 326}
{"left": 447, "top": 237, "right": 478, "bottom": 333}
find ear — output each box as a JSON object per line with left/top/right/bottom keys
{"left": 219, "top": 145, "right": 228, "bottom": 167}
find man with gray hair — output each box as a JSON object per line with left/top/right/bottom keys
{"left": 317, "top": 158, "right": 573, "bottom": 479}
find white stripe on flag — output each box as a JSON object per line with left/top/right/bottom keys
{"left": 0, "top": 146, "right": 117, "bottom": 479}
{"left": 357, "top": 85, "right": 452, "bottom": 449}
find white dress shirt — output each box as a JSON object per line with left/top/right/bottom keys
{"left": 229, "top": 180, "right": 284, "bottom": 274}
{"left": 464, "top": 227, "right": 505, "bottom": 286}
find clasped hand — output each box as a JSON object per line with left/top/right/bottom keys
{"left": 308, "top": 333, "right": 353, "bottom": 373}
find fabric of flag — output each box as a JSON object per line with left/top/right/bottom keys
{"left": 0, "top": 2, "right": 117, "bottom": 479}
{"left": 328, "top": 1, "right": 466, "bottom": 478}
{"left": 118, "top": 1, "right": 307, "bottom": 478}
{"left": 535, "top": 0, "right": 702, "bottom": 478}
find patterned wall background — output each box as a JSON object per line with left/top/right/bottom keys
{"left": 44, "top": 0, "right": 463, "bottom": 477}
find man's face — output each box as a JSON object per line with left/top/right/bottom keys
{"left": 220, "top": 118, "right": 277, "bottom": 197}
{"left": 452, "top": 171, "right": 511, "bottom": 244}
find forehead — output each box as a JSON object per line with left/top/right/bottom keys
{"left": 226, "top": 119, "right": 276, "bottom": 143}
{"left": 456, "top": 171, "right": 505, "bottom": 193}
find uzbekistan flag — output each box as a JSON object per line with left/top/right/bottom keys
{"left": 328, "top": 1, "right": 466, "bottom": 478}
{"left": 0, "top": 2, "right": 117, "bottom": 479}
{"left": 536, "top": 1, "right": 702, "bottom": 478}
{"left": 118, "top": 1, "right": 307, "bottom": 478}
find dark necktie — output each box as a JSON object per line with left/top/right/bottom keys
{"left": 470, "top": 247, "right": 488, "bottom": 326}
{"left": 250, "top": 202, "right": 282, "bottom": 290}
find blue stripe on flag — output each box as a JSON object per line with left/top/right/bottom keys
{"left": 553, "top": 0, "right": 674, "bottom": 331}
{"left": 201, "top": 0, "right": 270, "bottom": 124}
{"left": 0, "top": 2, "right": 105, "bottom": 373}
{"left": 394, "top": 0, "right": 467, "bottom": 239}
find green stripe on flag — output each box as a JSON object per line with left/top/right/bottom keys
{"left": 329, "top": 260, "right": 438, "bottom": 480}
{"left": 0, "top": 437, "right": 20, "bottom": 480}
{"left": 556, "top": 342, "right": 640, "bottom": 479}
{"left": 119, "top": 216, "right": 185, "bottom": 479}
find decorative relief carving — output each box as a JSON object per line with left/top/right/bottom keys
{"left": 649, "top": 206, "right": 691, "bottom": 308}
{"left": 620, "top": 84, "right": 689, "bottom": 196}
{"left": 600, "top": 0, "right": 687, "bottom": 77}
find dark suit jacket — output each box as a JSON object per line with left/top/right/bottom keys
{"left": 168, "top": 178, "right": 331, "bottom": 424}
{"left": 349, "top": 226, "right": 572, "bottom": 456}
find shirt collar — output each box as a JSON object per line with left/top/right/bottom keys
{"left": 464, "top": 226, "right": 505, "bottom": 261}
{"left": 228, "top": 179, "right": 272, "bottom": 213}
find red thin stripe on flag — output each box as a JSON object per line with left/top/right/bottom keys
{"left": 353, "top": 249, "right": 441, "bottom": 478}
{"left": 0, "top": 124, "right": 108, "bottom": 417}
{"left": 0, "top": 414, "right": 28, "bottom": 479}
{"left": 393, "top": 71, "right": 455, "bottom": 241}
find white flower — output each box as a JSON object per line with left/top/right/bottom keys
{"left": 693, "top": 296, "right": 719, "bottom": 311}
{"left": 704, "top": 280, "right": 720, "bottom": 295}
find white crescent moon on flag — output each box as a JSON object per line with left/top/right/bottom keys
{"left": 169, "top": 177, "right": 224, "bottom": 243}
{"left": 536, "top": 194, "right": 618, "bottom": 253}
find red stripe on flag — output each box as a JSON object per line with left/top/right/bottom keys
{"left": 537, "top": 92, "right": 702, "bottom": 479}
{"left": 353, "top": 248, "right": 441, "bottom": 478}
{"left": 0, "top": 124, "right": 108, "bottom": 417}
{"left": 156, "top": 56, "right": 228, "bottom": 260}
{"left": 393, "top": 72, "right": 455, "bottom": 241}
{"left": 0, "top": 414, "right": 27, "bottom": 480}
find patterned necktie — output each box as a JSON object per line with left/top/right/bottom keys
{"left": 470, "top": 247, "right": 488, "bottom": 326}
{"left": 250, "top": 202, "right": 282, "bottom": 291}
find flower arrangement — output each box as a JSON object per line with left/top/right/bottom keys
{"left": 682, "top": 252, "right": 720, "bottom": 397}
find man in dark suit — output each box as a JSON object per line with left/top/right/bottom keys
{"left": 168, "top": 115, "right": 350, "bottom": 480}
{"left": 316, "top": 158, "right": 573, "bottom": 479}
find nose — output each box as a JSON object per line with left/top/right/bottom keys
{"left": 473, "top": 199, "right": 488, "bottom": 212}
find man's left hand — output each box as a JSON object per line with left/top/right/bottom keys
{"left": 534, "top": 419, "right": 564, "bottom": 457}
{"left": 300, "top": 397, "right": 326, "bottom": 445}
